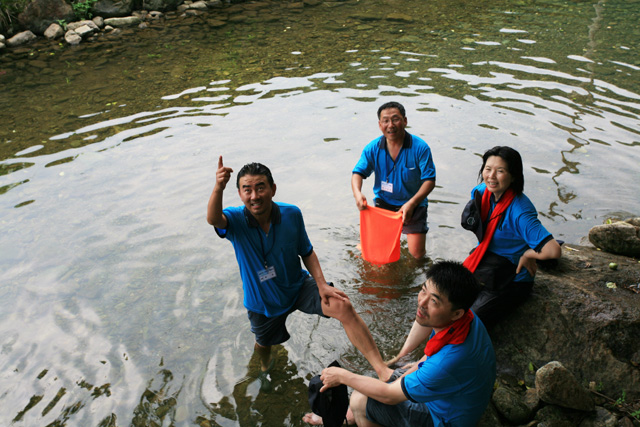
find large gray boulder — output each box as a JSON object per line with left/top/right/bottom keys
{"left": 17, "top": 0, "right": 74, "bottom": 35}
{"left": 44, "top": 22, "right": 64, "bottom": 39}
{"left": 103, "top": 16, "right": 141, "bottom": 26}
{"left": 589, "top": 218, "right": 640, "bottom": 258}
{"left": 64, "top": 29, "right": 82, "bottom": 45}
{"left": 535, "top": 361, "right": 595, "bottom": 411}
{"left": 67, "top": 19, "right": 100, "bottom": 31}
{"left": 7, "top": 30, "right": 37, "bottom": 46}
{"left": 142, "top": 0, "right": 183, "bottom": 12}
{"left": 91, "top": 0, "right": 135, "bottom": 18}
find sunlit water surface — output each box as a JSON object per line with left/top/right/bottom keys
{"left": 1, "top": 0, "right": 639, "bottom": 425}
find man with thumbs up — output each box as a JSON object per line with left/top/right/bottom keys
{"left": 207, "top": 157, "right": 392, "bottom": 390}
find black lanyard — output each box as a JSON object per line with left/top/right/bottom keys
{"left": 385, "top": 150, "right": 401, "bottom": 182}
{"left": 386, "top": 152, "right": 402, "bottom": 182}
{"left": 257, "top": 224, "right": 276, "bottom": 268}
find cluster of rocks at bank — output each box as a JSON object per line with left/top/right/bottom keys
{"left": 475, "top": 224, "right": 640, "bottom": 426}
{"left": 1, "top": 0, "right": 226, "bottom": 48}
{"left": 0, "top": 0, "right": 415, "bottom": 51}
{"left": 479, "top": 361, "right": 638, "bottom": 427}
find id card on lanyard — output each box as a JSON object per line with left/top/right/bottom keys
{"left": 257, "top": 225, "right": 277, "bottom": 283}
{"left": 383, "top": 149, "right": 399, "bottom": 194}
{"left": 258, "top": 265, "right": 276, "bottom": 282}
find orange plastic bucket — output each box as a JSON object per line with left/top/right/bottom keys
{"left": 360, "top": 206, "right": 403, "bottom": 264}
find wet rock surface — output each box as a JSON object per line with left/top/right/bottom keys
{"left": 589, "top": 218, "right": 640, "bottom": 258}
{"left": 479, "top": 243, "right": 640, "bottom": 426}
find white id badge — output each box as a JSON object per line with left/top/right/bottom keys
{"left": 258, "top": 265, "right": 277, "bottom": 282}
{"left": 381, "top": 181, "right": 393, "bottom": 193}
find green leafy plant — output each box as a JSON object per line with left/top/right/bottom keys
{"left": 56, "top": 19, "right": 67, "bottom": 30}
{"left": 1, "top": 0, "right": 30, "bottom": 33}
{"left": 72, "top": 0, "right": 98, "bottom": 20}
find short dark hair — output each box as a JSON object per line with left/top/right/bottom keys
{"left": 426, "top": 261, "right": 481, "bottom": 312}
{"left": 477, "top": 146, "right": 525, "bottom": 195}
{"left": 236, "top": 162, "right": 274, "bottom": 189}
{"left": 377, "top": 101, "right": 406, "bottom": 119}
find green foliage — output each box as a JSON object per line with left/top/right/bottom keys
{"left": 615, "top": 390, "right": 626, "bottom": 406}
{"left": 0, "top": 0, "right": 30, "bottom": 32}
{"left": 72, "top": 0, "right": 98, "bottom": 20}
{"left": 56, "top": 19, "right": 67, "bottom": 30}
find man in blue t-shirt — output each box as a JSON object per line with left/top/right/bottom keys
{"left": 207, "top": 157, "right": 393, "bottom": 390}
{"left": 305, "top": 261, "right": 495, "bottom": 427}
{"left": 352, "top": 101, "right": 436, "bottom": 259}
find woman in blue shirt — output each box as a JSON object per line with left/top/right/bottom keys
{"left": 462, "top": 146, "right": 562, "bottom": 329}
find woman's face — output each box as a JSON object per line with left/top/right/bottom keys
{"left": 482, "top": 155, "right": 513, "bottom": 200}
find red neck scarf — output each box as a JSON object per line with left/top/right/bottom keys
{"left": 425, "top": 310, "right": 475, "bottom": 356}
{"left": 463, "top": 188, "right": 515, "bottom": 273}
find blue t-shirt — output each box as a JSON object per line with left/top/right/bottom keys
{"left": 215, "top": 202, "right": 314, "bottom": 317}
{"left": 470, "top": 183, "right": 553, "bottom": 282}
{"left": 353, "top": 132, "right": 436, "bottom": 208}
{"left": 401, "top": 314, "right": 496, "bottom": 427}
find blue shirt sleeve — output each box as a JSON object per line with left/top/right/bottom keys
{"left": 352, "top": 138, "right": 380, "bottom": 178}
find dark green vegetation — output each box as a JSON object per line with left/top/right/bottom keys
{"left": 0, "top": 0, "right": 29, "bottom": 33}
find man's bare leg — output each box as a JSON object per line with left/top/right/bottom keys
{"left": 254, "top": 342, "right": 272, "bottom": 371}
{"left": 350, "top": 390, "right": 383, "bottom": 427}
{"left": 407, "top": 233, "right": 426, "bottom": 259}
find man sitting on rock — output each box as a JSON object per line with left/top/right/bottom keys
{"left": 304, "top": 260, "right": 496, "bottom": 427}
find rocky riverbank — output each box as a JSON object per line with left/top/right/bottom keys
{"left": 476, "top": 234, "right": 640, "bottom": 426}
{"left": 1, "top": 0, "right": 326, "bottom": 50}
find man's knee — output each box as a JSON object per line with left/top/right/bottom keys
{"left": 408, "top": 244, "right": 426, "bottom": 259}
{"left": 410, "top": 246, "right": 426, "bottom": 259}
{"left": 350, "top": 390, "right": 368, "bottom": 416}
{"left": 407, "top": 233, "right": 427, "bottom": 259}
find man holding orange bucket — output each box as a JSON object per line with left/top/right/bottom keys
{"left": 352, "top": 101, "right": 436, "bottom": 259}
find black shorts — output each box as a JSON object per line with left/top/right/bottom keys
{"left": 375, "top": 199, "right": 429, "bottom": 234}
{"left": 247, "top": 276, "right": 329, "bottom": 346}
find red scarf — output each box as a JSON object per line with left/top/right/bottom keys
{"left": 463, "top": 188, "right": 515, "bottom": 273}
{"left": 425, "top": 310, "right": 475, "bottom": 356}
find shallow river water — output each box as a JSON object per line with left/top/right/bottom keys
{"left": 1, "top": 0, "right": 639, "bottom": 425}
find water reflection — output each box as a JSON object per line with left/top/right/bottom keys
{"left": 1, "top": 0, "right": 639, "bottom": 425}
{"left": 202, "top": 345, "right": 310, "bottom": 426}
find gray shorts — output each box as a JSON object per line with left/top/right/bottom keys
{"left": 365, "top": 369, "right": 434, "bottom": 427}
{"left": 375, "top": 199, "right": 429, "bottom": 234}
{"left": 247, "top": 275, "right": 328, "bottom": 347}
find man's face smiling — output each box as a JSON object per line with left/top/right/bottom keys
{"left": 378, "top": 107, "right": 407, "bottom": 142}
{"left": 416, "top": 280, "right": 463, "bottom": 332}
{"left": 237, "top": 174, "right": 276, "bottom": 218}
